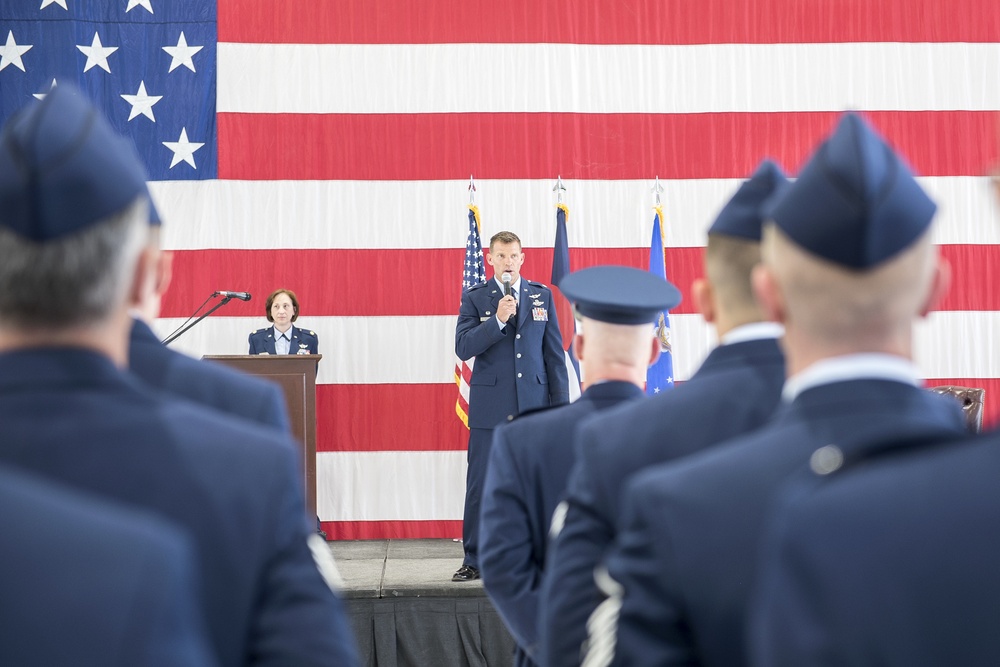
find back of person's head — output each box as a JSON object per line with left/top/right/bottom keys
{"left": 758, "top": 113, "right": 942, "bottom": 350}
{"left": 704, "top": 236, "right": 764, "bottom": 326}
{"left": 560, "top": 265, "right": 681, "bottom": 385}
{"left": 0, "top": 85, "right": 151, "bottom": 331}
{"left": 0, "top": 201, "right": 148, "bottom": 330}
{"left": 761, "top": 225, "right": 937, "bottom": 346}
{"left": 576, "top": 317, "right": 657, "bottom": 370}
{"left": 699, "top": 160, "right": 787, "bottom": 332}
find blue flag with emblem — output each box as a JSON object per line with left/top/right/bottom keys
{"left": 646, "top": 205, "right": 675, "bottom": 394}
{"left": 551, "top": 204, "right": 582, "bottom": 400}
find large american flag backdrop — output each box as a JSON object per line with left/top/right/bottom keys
{"left": 1, "top": 0, "right": 998, "bottom": 539}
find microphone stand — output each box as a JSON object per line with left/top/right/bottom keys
{"left": 161, "top": 296, "right": 233, "bottom": 346}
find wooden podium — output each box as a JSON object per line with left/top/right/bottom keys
{"left": 203, "top": 354, "right": 321, "bottom": 517}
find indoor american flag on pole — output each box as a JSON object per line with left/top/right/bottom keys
{"left": 2, "top": 0, "right": 998, "bottom": 539}
{"left": 456, "top": 204, "right": 486, "bottom": 427}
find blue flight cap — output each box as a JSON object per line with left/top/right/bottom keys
{"left": 0, "top": 84, "right": 149, "bottom": 242}
{"left": 763, "top": 112, "right": 936, "bottom": 269}
{"left": 559, "top": 265, "right": 682, "bottom": 325}
{"left": 709, "top": 159, "right": 787, "bottom": 241}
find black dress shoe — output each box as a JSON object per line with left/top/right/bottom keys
{"left": 452, "top": 565, "right": 480, "bottom": 582}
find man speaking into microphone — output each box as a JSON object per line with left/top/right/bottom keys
{"left": 454, "top": 230, "right": 569, "bottom": 582}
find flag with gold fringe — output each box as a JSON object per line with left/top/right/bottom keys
{"left": 455, "top": 205, "right": 486, "bottom": 426}
{"left": 646, "top": 205, "right": 675, "bottom": 395}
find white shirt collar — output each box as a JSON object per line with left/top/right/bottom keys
{"left": 782, "top": 353, "right": 922, "bottom": 402}
{"left": 720, "top": 322, "right": 784, "bottom": 346}
{"left": 272, "top": 325, "right": 292, "bottom": 340}
{"left": 494, "top": 276, "right": 521, "bottom": 297}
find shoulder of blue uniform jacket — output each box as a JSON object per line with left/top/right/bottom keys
{"left": 251, "top": 328, "right": 270, "bottom": 336}
{"left": 525, "top": 279, "right": 551, "bottom": 290}
{"left": 466, "top": 280, "right": 490, "bottom": 293}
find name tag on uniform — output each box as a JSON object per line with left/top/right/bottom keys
{"left": 532, "top": 307, "right": 548, "bottom": 321}
{"left": 480, "top": 316, "right": 490, "bottom": 322}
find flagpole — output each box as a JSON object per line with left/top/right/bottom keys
{"left": 552, "top": 175, "right": 566, "bottom": 204}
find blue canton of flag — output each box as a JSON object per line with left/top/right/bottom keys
{"left": 646, "top": 205, "right": 675, "bottom": 395}
{"left": 0, "top": 0, "right": 217, "bottom": 181}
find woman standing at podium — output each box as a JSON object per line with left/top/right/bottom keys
{"left": 248, "top": 289, "right": 319, "bottom": 355}
{"left": 247, "top": 289, "right": 326, "bottom": 541}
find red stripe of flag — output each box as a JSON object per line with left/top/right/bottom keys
{"left": 318, "top": 385, "right": 469, "bottom": 452}
{"left": 162, "top": 247, "right": 699, "bottom": 317}
{"left": 317, "top": 378, "right": 1000, "bottom": 455}
{"left": 321, "top": 520, "right": 462, "bottom": 541}
{"left": 218, "top": 111, "right": 999, "bottom": 182}
{"left": 219, "top": 0, "right": 1000, "bottom": 45}
{"left": 163, "top": 244, "right": 1000, "bottom": 318}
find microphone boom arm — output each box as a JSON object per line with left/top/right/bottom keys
{"left": 161, "top": 296, "right": 233, "bottom": 346}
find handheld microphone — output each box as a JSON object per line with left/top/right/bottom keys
{"left": 502, "top": 273, "right": 512, "bottom": 298}
{"left": 213, "top": 291, "right": 252, "bottom": 301}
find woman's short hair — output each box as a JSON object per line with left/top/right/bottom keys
{"left": 265, "top": 288, "right": 299, "bottom": 323}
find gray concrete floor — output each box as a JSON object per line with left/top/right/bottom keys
{"left": 328, "top": 539, "right": 486, "bottom": 599}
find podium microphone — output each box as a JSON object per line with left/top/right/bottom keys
{"left": 502, "top": 273, "right": 512, "bottom": 298}
{"left": 214, "top": 291, "right": 252, "bottom": 301}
